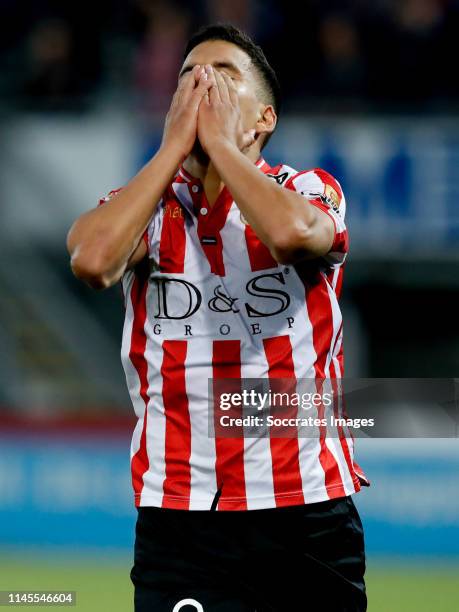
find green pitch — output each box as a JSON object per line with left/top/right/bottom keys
{"left": 0, "top": 555, "right": 457, "bottom": 611}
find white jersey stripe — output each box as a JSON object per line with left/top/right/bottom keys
{"left": 185, "top": 339, "right": 219, "bottom": 510}
{"left": 240, "top": 345, "right": 276, "bottom": 509}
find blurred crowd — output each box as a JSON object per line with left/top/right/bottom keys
{"left": 1, "top": 0, "right": 458, "bottom": 115}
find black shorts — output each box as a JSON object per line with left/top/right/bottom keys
{"left": 130, "top": 495, "right": 367, "bottom": 611}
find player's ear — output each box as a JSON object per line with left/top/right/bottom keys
{"left": 255, "top": 104, "right": 276, "bottom": 141}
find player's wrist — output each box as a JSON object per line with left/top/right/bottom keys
{"left": 205, "top": 137, "right": 239, "bottom": 159}
{"left": 158, "top": 139, "right": 188, "bottom": 166}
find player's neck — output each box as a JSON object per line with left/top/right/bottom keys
{"left": 182, "top": 144, "right": 261, "bottom": 208}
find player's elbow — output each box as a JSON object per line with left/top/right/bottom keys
{"left": 69, "top": 250, "right": 115, "bottom": 290}
{"left": 270, "top": 224, "right": 313, "bottom": 265}
{"left": 67, "top": 224, "right": 121, "bottom": 289}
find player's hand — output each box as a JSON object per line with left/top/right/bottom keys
{"left": 197, "top": 65, "right": 256, "bottom": 155}
{"left": 161, "top": 65, "right": 212, "bottom": 161}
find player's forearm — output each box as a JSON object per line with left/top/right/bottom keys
{"left": 67, "top": 144, "right": 182, "bottom": 282}
{"left": 208, "top": 141, "right": 316, "bottom": 258}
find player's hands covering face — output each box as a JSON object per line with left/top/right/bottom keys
{"left": 197, "top": 65, "right": 256, "bottom": 154}
{"left": 161, "top": 65, "right": 212, "bottom": 159}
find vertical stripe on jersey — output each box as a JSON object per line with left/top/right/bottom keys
{"left": 323, "top": 275, "right": 359, "bottom": 495}
{"left": 212, "top": 339, "right": 247, "bottom": 510}
{"left": 137, "top": 282, "right": 167, "bottom": 507}
{"left": 329, "top": 358, "right": 360, "bottom": 494}
{"left": 332, "top": 230, "right": 349, "bottom": 255}
{"left": 282, "top": 265, "right": 330, "bottom": 503}
{"left": 331, "top": 333, "right": 369, "bottom": 488}
{"left": 303, "top": 272, "right": 346, "bottom": 499}
{"left": 121, "top": 272, "right": 147, "bottom": 419}
{"left": 184, "top": 339, "right": 218, "bottom": 509}
{"left": 159, "top": 190, "right": 186, "bottom": 273}
{"left": 263, "top": 335, "right": 305, "bottom": 507}
{"left": 161, "top": 340, "right": 191, "bottom": 509}
{"left": 196, "top": 188, "right": 234, "bottom": 276}
{"left": 239, "top": 343, "right": 276, "bottom": 509}
{"left": 244, "top": 224, "right": 279, "bottom": 271}
{"left": 128, "top": 271, "right": 150, "bottom": 505}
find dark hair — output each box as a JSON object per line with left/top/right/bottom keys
{"left": 184, "top": 23, "right": 281, "bottom": 147}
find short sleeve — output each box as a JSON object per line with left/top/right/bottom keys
{"left": 97, "top": 187, "right": 149, "bottom": 249}
{"left": 285, "top": 168, "right": 348, "bottom": 261}
{"left": 98, "top": 187, "right": 123, "bottom": 207}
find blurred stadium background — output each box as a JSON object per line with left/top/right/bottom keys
{"left": 0, "top": 0, "right": 458, "bottom": 610}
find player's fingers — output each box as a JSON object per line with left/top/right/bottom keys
{"left": 175, "top": 66, "right": 201, "bottom": 105}
{"left": 221, "top": 71, "right": 238, "bottom": 106}
{"left": 205, "top": 65, "right": 220, "bottom": 105}
{"left": 189, "top": 71, "right": 212, "bottom": 110}
{"left": 198, "top": 91, "right": 210, "bottom": 115}
{"left": 177, "top": 68, "right": 195, "bottom": 93}
{"left": 193, "top": 64, "right": 205, "bottom": 84}
{"left": 192, "top": 72, "right": 212, "bottom": 100}
{"left": 214, "top": 69, "right": 231, "bottom": 105}
{"left": 182, "top": 66, "right": 203, "bottom": 101}
{"left": 194, "top": 70, "right": 212, "bottom": 95}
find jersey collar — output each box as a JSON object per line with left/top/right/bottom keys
{"left": 254, "top": 156, "right": 272, "bottom": 174}
{"left": 172, "top": 156, "right": 272, "bottom": 217}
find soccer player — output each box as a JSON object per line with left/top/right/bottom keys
{"left": 67, "top": 23, "right": 370, "bottom": 612}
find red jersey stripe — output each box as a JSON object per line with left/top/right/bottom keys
{"left": 263, "top": 335, "right": 305, "bottom": 507}
{"left": 332, "top": 230, "right": 349, "bottom": 254}
{"left": 304, "top": 274, "right": 346, "bottom": 499}
{"left": 161, "top": 340, "right": 191, "bottom": 509}
{"left": 259, "top": 160, "right": 272, "bottom": 173}
{"left": 244, "top": 224, "right": 279, "bottom": 271}
{"left": 129, "top": 272, "right": 150, "bottom": 505}
{"left": 329, "top": 359, "right": 360, "bottom": 494}
{"left": 212, "top": 339, "right": 247, "bottom": 510}
{"left": 159, "top": 189, "right": 186, "bottom": 273}
{"left": 331, "top": 340, "right": 370, "bottom": 488}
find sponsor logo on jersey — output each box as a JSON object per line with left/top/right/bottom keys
{"left": 267, "top": 172, "right": 289, "bottom": 185}
{"left": 164, "top": 203, "right": 183, "bottom": 218}
{"left": 308, "top": 185, "right": 341, "bottom": 213}
{"left": 151, "top": 271, "right": 291, "bottom": 320}
{"left": 324, "top": 184, "right": 341, "bottom": 210}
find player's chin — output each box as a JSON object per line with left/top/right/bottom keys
{"left": 192, "top": 138, "right": 209, "bottom": 163}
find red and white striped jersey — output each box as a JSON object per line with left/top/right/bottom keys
{"left": 102, "top": 156, "right": 369, "bottom": 510}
